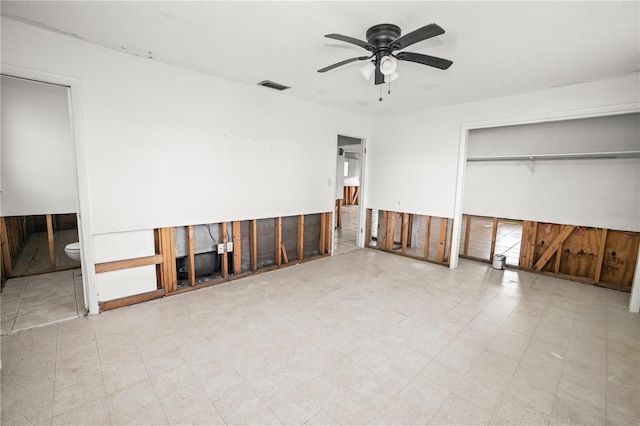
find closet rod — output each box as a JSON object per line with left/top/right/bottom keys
{"left": 467, "top": 150, "right": 640, "bottom": 162}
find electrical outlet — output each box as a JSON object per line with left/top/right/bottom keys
{"left": 217, "top": 243, "right": 224, "bottom": 254}
{"left": 226, "top": 242, "right": 233, "bottom": 253}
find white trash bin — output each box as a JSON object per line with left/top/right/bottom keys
{"left": 492, "top": 254, "right": 506, "bottom": 270}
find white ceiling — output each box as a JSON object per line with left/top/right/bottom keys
{"left": 2, "top": 1, "right": 639, "bottom": 117}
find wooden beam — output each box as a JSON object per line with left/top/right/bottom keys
{"left": 232, "top": 221, "right": 242, "bottom": 275}
{"left": 533, "top": 225, "right": 576, "bottom": 271}
{"left": 99, "top": 289, "right": 165, "bottom": 312}
{"left": 519, "top": 221, "right": 538, "bottom": 270}
{"left": 297, "top": 215, "right": 304, "bottom": 260}
{"left": 401, "top": 213, "right": 409, "bottom": 253}
{"left": 168, "top": 227, "right": 177, "bottom": 292}
{"left": 95, "top": 254, "right": 164, "bottom": 274}
{"left": 463, "top": 215, "right": 471, "bottom": 256}
{"left": 436, "top": 218, "right": 448, "bottom": 262}
{"left": 319, "top": 213, "right": 327, "bottom": 254}
{"left": 221, "top": 222, "right": 228, "bottom": 278}
{"left": 0, "top": 217, "right": 12, "bottom": 277}
{"left": 489, "top": 217, "right": 499, "bottom": 262}
{"left": 250, "top": 219, "right": 257, "bottom": 272}
{"left": 187, "top": 225, "right": 196, "bottom": 286}
{"left": 385, "top": 211, "right": 395, "bottom": 251}
{"left": 423, "top": 216, "right": 432, "bottom": 259}
{"left": 594, "top": 228, "right": 608, "bottom": 283}
{"left": 336, "top": 199, "right": 342, "bottom": 228}
{"left": 554, "top": 241, "right": 563, "bottom": 274}
{"left": 365, "top": 209, "right": 372, "bottom": 247}
{"left": 275, "top": 217, "right": 282, "bottom": 266}
{"left": 325, "top": 212, "right": 333, "bottom": 254}
{"left": 448, "top": 219, "right": 455, "bottom": 263}
{"left": 281, "top": 243, "right": 289, "bottom": 264}
{"left": 46, "top": 214, "right": 55, "bottom": 269}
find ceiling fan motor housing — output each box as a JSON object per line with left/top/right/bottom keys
{"left": 366, "top": 24, "right": 401, "bottom": 49}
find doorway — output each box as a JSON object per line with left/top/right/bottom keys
{"left": 334, "top": 135, "right": 365, "bottom": 255}
{"left": 1, "top": 75, "right": 86, "bottom": 334}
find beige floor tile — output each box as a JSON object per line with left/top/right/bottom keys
{"left": 324, "top": 389, "right": 378, "bottom": 425}
{"left": 107, "top": 379, "right": 168, "bottom": 425}
{"left": 151, "top": 364, "right": 198, "bottom": 398}
{"left": 53, "top": 376, "right": 107, "bottom": 416}
{"left": 102, "top": 357, "right": 150, "bottom": 395}
{"left": 170, "top": 404, "right": 225, "bottom": 425}
{"left": 52, "top": 397, "right": 110, "bottom": 425}
{"left": 213, "top": 380, "right": 267, "bottom": 424}
{"left": 269, "top": 389, "right": 326, "bottom": 425}
{"left": 549, "top": 395, "right": 606, "bottom": 425}
{"left": 303, "top": 409, "right": 340, "bottom": 425}
{"left": 370, "top": 389, "right": 440, "bottom": 425}
{"left": 159, "top": 382, "right": 214, "bottom": 424}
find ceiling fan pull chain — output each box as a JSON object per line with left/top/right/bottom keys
{"left": 379, "top": 84, "right": 383, "bottom": 102}
{"left": 388, "top": 79, "right": 391, "bottom": 95}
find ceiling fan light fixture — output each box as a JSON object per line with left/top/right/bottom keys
{"left": 380, "top": 56, "right": 398, "bottom": 75}
{"left": 360, "top": 61, "right": 376, "bottom": 80}
{"left": 384, "top": 71, "right": 399, "bottom": 83}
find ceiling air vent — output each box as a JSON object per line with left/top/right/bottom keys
{"left": 258, "top": 80, "right": 290, "bottom": 91}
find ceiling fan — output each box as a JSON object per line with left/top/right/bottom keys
{"left": 317, "top": 23, "right": 453, "bottom": 85}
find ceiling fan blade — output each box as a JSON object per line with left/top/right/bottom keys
{"left": 390, "top": 23, "right": 445, "bottom": 51}
{"left": 317, "top": 56, "right": 371, "bottom": 73}
{"left": 395, "top": 52, "right": 453, "bottom": 70}
{"left": 325, "top": 34, "right": 376, "bottom": 52}
{"left": 374, "top": 60, "right": 384, "bottom": 85}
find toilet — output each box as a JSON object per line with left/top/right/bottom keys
{"left": 64, "top": 242, "right": 81, "bottom": 262}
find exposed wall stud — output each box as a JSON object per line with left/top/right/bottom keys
{"left": 250, "top": 219, "right": 257, "bottom": 272}
{"left": 533, "top": 225, "right": 575, "bottom": 271}
{"left": 0, "top": 217, "right": 13, "bottom": 277}
{"left": 463, "top": 215, "right": 471, "bottom": 256}
{"left": 221, "top": 222, "right": 228, "bottom": 278}
{"left": 594, "top": 228, "right": 608, "bottom": 283}
{"left": 297, "top": 215, "right": 304, "bottom": 260}
{"left": 187, "top": 225, "right": 196, "bottom": 286}
{"left": 46, "top": 214, "right": 55, "bottom": 269}
{"left": 489, "top": 217, "right": 499, "bottom": 262}
{"left": 437, "top": 218, "right": 448, "bottom": 262}
{"left": 401, "top": 213, "right": 409, "bottom": 253}
{"left": 232, "top": 221, "right": 242, "bottom": 275}
{"left": 275, "top": 217, "right": 282, "bottom": 266}
{"left": 424, "top": 216, "right": 432, "bottom": 259}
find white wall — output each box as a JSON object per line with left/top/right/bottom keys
{"left": 367, "top": 75, "right": 640, "bottom": 224}
{"left": 1, "top": 19, "right": 371, "bottom": 234}
{"left": 464, "top": 114, "right": 640, "bottom": 231}
{"left": 1, "top": 18, "right": 371, "bottom": 304}
{"left": 1, "top": 76, "right": 77, "bottom": 216}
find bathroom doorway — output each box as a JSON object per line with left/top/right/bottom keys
{"left": 1, "top": 75, "right": 87, "bottom": 334}
{"left": 334, "top": 135, "right": 366, "bottom": 255}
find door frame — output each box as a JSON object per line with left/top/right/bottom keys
{"left": 1, "top": 64, "right": 99, "bottom": 314}
{"left": 334, "top": 133, "right": 367, "bottom": 252}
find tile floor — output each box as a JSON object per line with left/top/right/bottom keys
{"left": 1, "top": 249, "right": 638, "bottom": 425}
{"left": 1, "top": 269, "right": 86, "bottom": 335}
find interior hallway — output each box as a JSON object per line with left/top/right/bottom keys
{"left": 1, "top": 249, "right": 637, "bottom": 425}
{"left": 334, "top": 205, "right": 359, "bottom": 255}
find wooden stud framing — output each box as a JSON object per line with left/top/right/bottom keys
{"left": 99, "top": 289, "right": 165, "bottom": 312}
{"left": 519, "top": 221, "right": 538, "bottom": 270}
{"left": 297, "top": 215, "right": 304, "bottom": 261}
{"left": 95, "top": 254, "right": 163, "bottom": 274}
{"left": 401, "top": 213, "right": 409, "bottom": 253}
{"left": 275, "top": 217, "right": 282, "bottom": 266}
{"left": 156, "top": 227, "right": 177, "bottom": 293}
{"left": 281, "top": 243, "right": 289, "bottom": 264}
{"left": 250, "top": 219, "right": 257, "bottom": 272}
{"left": 554, "top": 242, "right": 563, "bottom": 274}
{"left": 325, "top": 212, "right": 333, "bottom": 254}
{"left": 46, "top": 214, "right": 55, "bottom": 269}
{"left": 533, "top": 225, "right": 575, "bottom": 271}
{"left": 336, "top": 199, "right": 343, "bottom": 228}
{"left": 489, "top": 217, "right": 499, "bottom": 262}
{"left": 594, "top": 228, "right": 608, "bottom": 283}
{"left": 0, "top": 217, "right": 13, "bottom": 277}
{"left": 436, "top": 218, "right": 448, "bottom": 262}
{"left": 187, "top": 225, "right": 196, "bottom": 286}
{"left": 423, "top": 216, "right": 432, "bottom": 259}
{"left": 463, "top": 215, "right": 471, "bottom": 256}
{"left": 385, "top": 211, "right": 395, "bottom": 251}
{"left": 447, "top": 219, "right": 454, "bottom": 263}
{"left": 221, "top": 222, "right": 228, "bottom": 278}
{"left": 232, "top": 221, "right": 242, "bottom": 275}
{"left": 319, "top": 213, "right": 326, "bottom": 255}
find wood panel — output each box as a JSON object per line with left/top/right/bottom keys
{"left": 593, "top": 228, "right": 608, "bottom": 283}
{"left": 533, "top": 225, "right": 576, "bottom": 271}
{"left": 95, "top": 254, "right": 163, "bottom": 274}
{"left": 365, "top": 209, "right": 372, "bottom": 247}
{"left": 559, "top": 226, "right": 600, "bottom": 279}
{"left": 221, "top": 222, "right": 228, "bottom": 278}
{"left": 385, "top": 211, "right": 395, "bottom": 251}
{"left": 423, "top": 216, "right": 432, "bottom": 259}
{"left": 297, "top": 215, "right": 304, "bottom": 260}
{"left": 319, "top": 213, "right": 326, "bottom": 255}
{"left": 232, "top": 221, "right": 242, "bottom": 275}
{"left": 600, "top": 230, "right": 640, "bottom": 290}
{"left": 187, "top": 225, "right": 196, "bottom": 286}
{"left": 436, "top": 218, "right": 448, "bottom": 262}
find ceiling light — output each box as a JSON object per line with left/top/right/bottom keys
{"left": 380, "top": 56, "right": 398, "bottom": 76}
{"left": 360, "top": 62, "right": 376, "bottom": 80}
{"left": 384, "top": 72, "right": 399, "bottom": 83}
